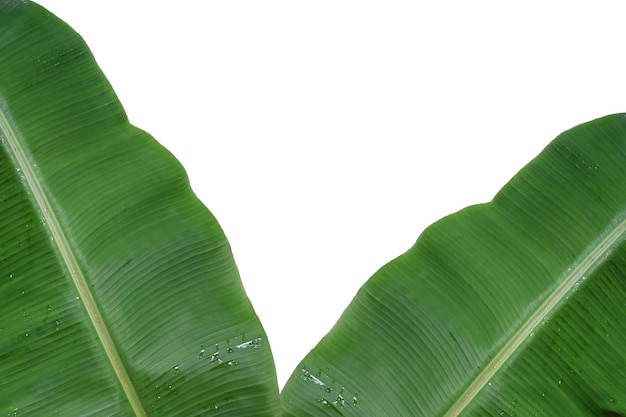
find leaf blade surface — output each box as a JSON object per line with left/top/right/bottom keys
{"left": 0, "top": 2, "right": 279, "bottom": 415}
{"left": 281, "top": 115, "right": 626, "bottom": 416}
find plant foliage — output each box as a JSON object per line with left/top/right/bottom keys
{"left": 1, "top": 2, "right": 625, "bottom": 416}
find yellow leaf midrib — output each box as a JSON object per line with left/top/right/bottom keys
{"left": 0, "top": 101, "right": 147, "bottom": 417}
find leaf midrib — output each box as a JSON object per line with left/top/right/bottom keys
{"left": 443, "top": 216, "right": 626, "bottom": 416}
{"left": 0, "top": 102, "right": 147, "bottom": 416}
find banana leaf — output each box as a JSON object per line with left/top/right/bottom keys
{"left": 281, "top": 114, "right": 626, "bottom": 415}
{"left": 3, "top": 1, "right": 626, "bottom": 416}
{"left": 0, "top": 2, "right": 279, "bottom": 415}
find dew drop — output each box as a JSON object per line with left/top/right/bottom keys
{"left": 301, "top": 368, "right": 325, "bottom": 385}
{"left": 317, "top": 398, "right": 330, "bottom": 406}
{"left": 173, "top": 365, "right": 180, "bottom": 374}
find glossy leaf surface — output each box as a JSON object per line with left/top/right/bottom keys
{"left": 0, "top": 2, "right": 279, "bottom": 415}
{"left": 281, "top": 114, "right": 626, "bottom": 416}
{"left": 3, "top": 2, "right": 626, "bottom": 417}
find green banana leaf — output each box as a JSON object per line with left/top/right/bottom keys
{"left": 0, "top": 2, "right": 279, "bottom": 415}
{"left": 3, "top": 2, "right": 626, "bottom": 416}
{"left": 281, "top": 115, "right": 626, "bottom": 415}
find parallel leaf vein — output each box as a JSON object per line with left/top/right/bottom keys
{"left": 0, "top": 103, "right": 147, "bottom": 416}
{"left": 443, "top": 216, "right": 626, "bottom": 416}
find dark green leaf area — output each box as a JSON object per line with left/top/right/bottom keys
{"left": 1, "top": 2, "right": 279, "bottom": 415}
{"left": 281, "top": 114, "right": 626, "bottom": 416}
{"left": 468, "top": 240, "right": 626, "bottom": 416}
{"left": 1, "top": 129, "right": 132, "bottom": 415}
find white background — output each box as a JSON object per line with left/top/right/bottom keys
{"left": 35, "top": 1, "right": 626, "bottom": 388}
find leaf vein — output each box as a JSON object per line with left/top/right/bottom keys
{"left": 443, "top": 215, "right": 626, "bottom": 416}
{"left": 0, "top": 101, "right": 147, "bottom": 416}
